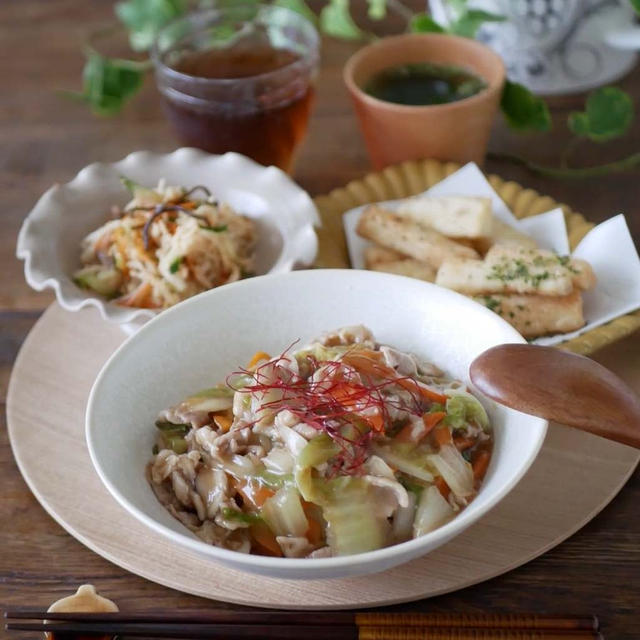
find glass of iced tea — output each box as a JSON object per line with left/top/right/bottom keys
{"left": 152, "top": 4, "right": 319, "bottom": 172}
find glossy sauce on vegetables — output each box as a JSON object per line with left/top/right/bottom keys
{"left": 146, "top": 327, "right": 494, "bottom": 558}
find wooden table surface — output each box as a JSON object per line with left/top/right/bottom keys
{"left": 1, "top": 1, "right": 639, "bottom": 637}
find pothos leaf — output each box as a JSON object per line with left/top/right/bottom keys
{"left": 198, "top": 0, "right": 260, "bottom": 8}
{"left": 631, "top": 0, "right": 640, "bottom": 15}
{"left": 410, "top": 13, "right": 446, "bottom": 33}
{"left": 447, "top": 0, "right": 469, "bottom": 14}
{"left": 273, "top": 0, "right": 317, "bottom": 24}
{"left": 115, "top": 0, "right": 187, "bottom": 52}
{"left": 568, "top": 86, "right": 634, "bottom": 142}
{"left": 367, "top": 0, "right": 387, "bottom": 20}
{"left": 449, "top": 8, "right": 506, "bottom": 38}
{"left": 500, "top": 80, "right": 552, "bottom": 132}
{"left": 320, "top": 0, "right": 364, "bottom": 40}
{"left": 78, "top": 53, "right": 146, "bottom": 116}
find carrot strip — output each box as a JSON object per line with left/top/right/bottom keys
{"left": 327, "top": 381, "right": 385, "bottom": 432}
{"left": 234, "top": 479, "right": 274, "bottom": 509}
{"left": 398, "top": 378, "right": 448, "bottom": 404}
{"left": 396, "top": 411, "right": 445, "bottom": 443}
{"left": 433, "top": 424, "right": 453, "bottom": 447}
{"left": 473, "top": 450, "right": 491, "bottom": 480}
{"left": 453, "top": 436, "right": 476, "bottom": 451}
{"left": 343, "top": 348, "right": 384, "bottom": 363}
{"left": 423, "top": 411, "right": 446, "bottom": 434}
{"left": 250, "top": 521, "right": 283, "bottom": 557}
{"left": 247, "top": 351, "right": 271, "bottom": 369}
{"left": 213, "top": 414, "right": 232, "bottom": 433}
{"left": 342, "top": 352, "right": 448, "bottom": 404}
{"left": 434, "top": 476, "right": 450, "bottom": 499}
{"left": 364, "top": 411, "right": 385, "bottom": 433}
{"left": 394, "top": 421, "right": 415, "bottom": 443}
{"left": 302, "top": 502, "right": 324, "bottom": 547}
{"left": 327, "top": 381, "right": 360, "bottom": 408}
{"left": 116, "top": 281, "right": 153, "bottom": 308}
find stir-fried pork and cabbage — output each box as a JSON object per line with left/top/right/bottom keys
{"left": 147, "top": 326, "right": 493, "bottom": 558}
{"left": 74, "top": 177, "right": 256, "bottom": 309}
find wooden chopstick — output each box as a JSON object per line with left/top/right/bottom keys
{"left": 3, "top": 610, "right": 600, "bottom": 631}
{"left": 4, "top": 621, "right": 603, "bottom": 640}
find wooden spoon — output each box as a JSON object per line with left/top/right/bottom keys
{"left": 470, "top": 344, "right": 640, "bottom": 449}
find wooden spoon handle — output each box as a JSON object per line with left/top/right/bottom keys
{"left": 470, "top": 344, "right": 640, "bottom": 449}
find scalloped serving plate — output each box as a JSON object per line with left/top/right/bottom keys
{"left": 17, "top": 148, "right": 319, "bottom": 326}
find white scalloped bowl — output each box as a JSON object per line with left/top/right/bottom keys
{"left": 17, "top": 148, "right": 319, "bottom": 328}
{"left": 87, "top": 269, "right": 547, "bottom": 580}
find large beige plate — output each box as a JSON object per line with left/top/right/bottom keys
{"left": 7, "top": 304, "right": 639, "bottom": 608}
{"left": 313, "top": 159, "right": 640, "bottom": 355}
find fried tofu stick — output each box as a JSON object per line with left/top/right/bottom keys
{"left": 485, "top": 245, "right": 596, "bottom": 291}
{"left": 436, "top": 259, "right": 573, "bottom": 296}
{"left": 357, "top": 205, "right": 478, "bottom": 269}
{"left": 474, "top": 290, "right": 585, "bottom": 338}
{"left": 363, "top": 245, "right": 406, "bottom": 265}
{"left": 437, "top": 245, "right": 595, "bottom": 296}
{"left": 369, "top": 259, "right": 436, "bottom": 282}
{"left": 472, "top": 218, "right": 539, "bottom": 255}
{"left": 394, "top": 196, "right": 493, "bottom": 239}
{"left": 364, "top": 246, "right": 436, "bottom": 282}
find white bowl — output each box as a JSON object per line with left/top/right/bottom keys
{"left": 86, "top": 269, "right": 547, "bottom": 580}
{"left": 17, "top": 148, "right": 319, "bottom": 328}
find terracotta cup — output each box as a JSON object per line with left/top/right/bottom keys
{"left": 344, "top": 33, "right": 506, "bottom": 169}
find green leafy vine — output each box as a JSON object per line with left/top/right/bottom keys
{"left": 68, "top": 0, "right": 638, "bottom": 178}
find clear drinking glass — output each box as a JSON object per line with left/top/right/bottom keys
{"left": 152, "top": 4, "right": 319, "bottom": 172}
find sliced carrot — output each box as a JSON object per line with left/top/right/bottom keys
{"left": 247, "top": 351, "right": 271, "bottom": 369}
{"left": 327, "top": 381, "right": 360, "bottom": 408}
{"left": 302, "top": 501, "right": 324, "bottom": 547}
{"left": 434, "top": 476, "right": 450, "bottom": 499}
{"left": 395, "top": 411, "right": 446, "bottom": 444}
{"left": 400, "top": 379, "right": 448, "bottom": 404}
{"left": 250, "top": 521, "right": 283, "bottom": 557}
{"left": 472, "top": 450, "right": 491, "bottom": 480}
{"left": 433, "top": 424, "right": 453, "bottom": 447}
{"left": 364, "top": 411, "right": 385, "bottom": 433}
{"left": 395, "top": 422, "right": 418, "bottom": 443}
{"left": 342, "top": 352, "right": 448, "bottom": 404}
{"left": 342, "top": 352, "right": 393, "bottom": 378}
{"left": 116, "top": 281, "right": 153, "bottom": 308}
{"left": 306, "top": 517, "right": 324, "bottom": 548}
{"left": 453, "top": 436, "right": 476, "bottom": 451}
{"left": 342, "top": 348, "right": 384, "bottom": 362}
{"left": 234, "top": 479, "right": 274, "bottom": 509}
{"left": 327, "top": 381, "right": 385, "bottom": 433}
{"left": 423, "top": 411, "right": 446, "bottom": 434}
{"left": 213, "top": 414, "right": 232, "bottom": 433}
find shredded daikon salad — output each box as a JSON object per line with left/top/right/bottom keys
{"left": 74, "top": 177, "right": 256, "bottom": 309}
{"left": 147, "top": 326, "right": 493, "bottom": 558}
